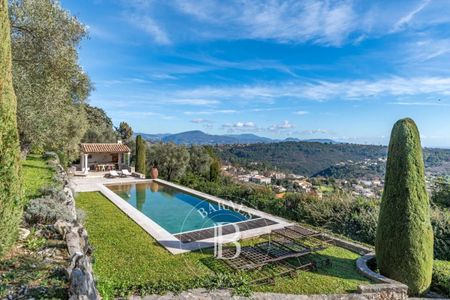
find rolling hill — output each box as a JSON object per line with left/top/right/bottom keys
{"left": 215, "top": 142, "right": 450, "bottom": 177}
{"left": 137, "top": 130, "right": 338, "bottom": 145}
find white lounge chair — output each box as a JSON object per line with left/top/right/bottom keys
{"left": 121, "top": 169, "right": 132, "bottom": 177}
{"left": 106, "top": 170, "right": 120, "bottom": 178}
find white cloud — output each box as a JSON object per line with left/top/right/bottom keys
{"left": 269, "top": 120, "right": 294, "bottom": 131}
{"left": 167, "top": 98, "right": 219, "bottom": 106}
{"left": 223, "top": 121, "right": 256, "bottom": 128}
{"left": 184, "top": 109, "right": 237, "bottom": 115}
{"left": 391, "top": 0, "right": 430, "bottom": 33}
{"left": 389, "top": 101, "right": 450, "bottom": 107}
{"left": 405, "top": 39, "right": 450, "bottom": 63}
{"left": 190, "top": 118, "right": 214, "bottom": 123}
{"left": 122, "top": 1, "right": 171, "bottom": 45}
{"left": 170, "top": 76, "right": 450, "bottom": 103}
{"left": 299, "top": 129, "right": 334, "bottom": 135}
{"left": 294, "top": 111, "right": 309, "bottom": 115}
{"left": 133, "top": 15, "right": 171, "bottom": 45}
{"left": 121, "top": 0, "right": 450, "bottom": 48}
{"left": 171, "top": 0, "right": 357, "bottom": 46}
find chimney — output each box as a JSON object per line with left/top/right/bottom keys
{"left": 117, "top": 140, "right": 122, "bottom": 144}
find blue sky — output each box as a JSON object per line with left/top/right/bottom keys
{"left": 61, "top": 0, "right": 450, "bottom": 147}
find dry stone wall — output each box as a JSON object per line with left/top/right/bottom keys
{"left": 47, "top": 152, "right": 100, "bottom": 300}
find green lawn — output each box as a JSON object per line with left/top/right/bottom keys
{"left": 76, "top": 192, "right": 371, "bottom": 299}
{"left": 22, "top": 155, "right": 55, "bottom": 200}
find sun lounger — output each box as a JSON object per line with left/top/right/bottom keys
{"left": 121, "top": 169, "right": 132, "bottom": 177}
{"left": 105, "top": 170, "right": 120, "bottom": 178}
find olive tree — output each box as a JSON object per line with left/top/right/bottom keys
{"left": 148, "top": 143, "right": 189, "bottom": 181}
{"left": 189, "top": 145, "right": 212, "bottom": 177}
{"left": 9, "top": 0, "right": 91, "bottom": 162}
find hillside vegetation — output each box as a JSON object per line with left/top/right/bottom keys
{"left": 216, "top": 142, "right": 450, "bottom": 177}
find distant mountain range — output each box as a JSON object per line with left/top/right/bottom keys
{"left": 136, "top": 130, "right": 339, "bottom": 145}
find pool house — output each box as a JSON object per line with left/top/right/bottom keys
{"left": 79, "top": 142, "right": 131, "bottom": 174}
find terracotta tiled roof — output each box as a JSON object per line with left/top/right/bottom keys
{"left": 80, "top": 143, "right": 131, "bottom": 153}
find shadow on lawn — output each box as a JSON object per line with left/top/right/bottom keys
{"left": 198, "top": 248, "right": 366, "bottom": 286}
{"left": 22, "top": 163, "right": 52, "bottom": 171}
{"left": 25, "top": 155, "right": 45, "bottom": 161}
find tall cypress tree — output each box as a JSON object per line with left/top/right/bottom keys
{"left": 0, "top": 0, "right": 23, "bottom": 256}
{"left": 135, "top": 135, "right": 146, "bottom": 175}
{"left": 375, "top": 118, "right": 433, "bottom": 295}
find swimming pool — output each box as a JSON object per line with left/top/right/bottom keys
{"left": 107, "top": 182, "right": 253, "bottom": 234}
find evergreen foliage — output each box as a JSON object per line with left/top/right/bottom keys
{"left": 209, "top": 158, "right": 220, "bottom": 182}
{"left": 188, "top": 145, "right": 212, "bottom": 177}
{"left": 116, "top": 122, "right": 133, "bottom": 144}
{"left": 135, "top": 135, "right": 146, "bottom": 175}
{"left": 0, "top": 0, "right": 23, "bottom": 256}
{"left": 10, "top": 0, "right": 91, "bottom": 161}
{"left": 148, "top": 143, "right": 190, "bottom": 181}
{"left": 375, "top": 118, "right": 433, "bottom": 295}
{"left": 82, "top": 104, "right": 117, "bottom": 143}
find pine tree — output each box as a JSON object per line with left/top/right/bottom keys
{"left": 375, "top": 118, "right": 433, "bottom": 295}
{"left": 0, "top": 0, "right": 23, "bottom": 256}
{"left": 135, "top": 135, "right": 146, "bottom": 175}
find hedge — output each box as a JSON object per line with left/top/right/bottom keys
{"left": 0, "top": 0, "right": 23, "bottom": 257}
{"left": 375, "top": 118, "right": 433, "bottom": 295}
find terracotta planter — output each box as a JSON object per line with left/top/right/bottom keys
{"left": 151, "top": 167, "right": 159, "bottom": 179}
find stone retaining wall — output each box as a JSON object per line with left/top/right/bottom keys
{"left": 47, "top": 153, "right": 100, "bottom": 300}
{"left": 129, "top": 285, "right": 408, "bottom": 300}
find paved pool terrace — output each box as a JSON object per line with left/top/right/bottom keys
{"left": 71, "top": 175, "right": 291, "bottom": 254}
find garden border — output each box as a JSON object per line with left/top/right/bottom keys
{"left": 47, "top": 153, "right": 100, "bottom": 300}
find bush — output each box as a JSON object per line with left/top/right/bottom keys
{"left": 376, "top": 118, "right": 433, "bottom": 295}
{"left": 288, "top": 193, "right": 379, "bottom": 244}
{"left": 432, "top": 261, "right": 450, "bottom": 297}
{"left": 432, "top": 178, "right": 450, "bottom": 209}
{"left": 431, "top": 208, "right": 450, "bottom": 261}
{"left": 24, "top": 197, "right": 74, "bottom": 225}
{"left": 0, "top": 0, "right": 23, "bottom": 257}
{"left": 39, "top": 186, "right": 67, "bottom": 202}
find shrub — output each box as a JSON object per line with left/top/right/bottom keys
{"left": 0, "top": 0, "right": 23, "bottom": 257}
{"left": 135, "top": 135, "right": 146, "bottom": 175}
{"left": 431, "top": 208, "right": 450, "bottom": 261}
{"left": 376, "top": 118, "right": 433, "bottom": 295}
{"left": 24, "top": 233, "right": 47, "bottom": 251}
{"left": 24, "top": 197, "right": 74, "bottom": 225}
{"left": 39, "top": 186, "right": 67, "bottom": 202}
{"left": 432, "top": 261, "right": 450, "bottom": 297}
{"left": 432, "top": 178, "right": 450, "bottom": 209}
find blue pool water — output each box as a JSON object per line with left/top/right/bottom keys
{"left": 107, "top": 182, "right": 252, "bottom": 234}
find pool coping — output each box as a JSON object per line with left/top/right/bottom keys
{"left": 95, "top": 179, "right": 291, "bottom": 254}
